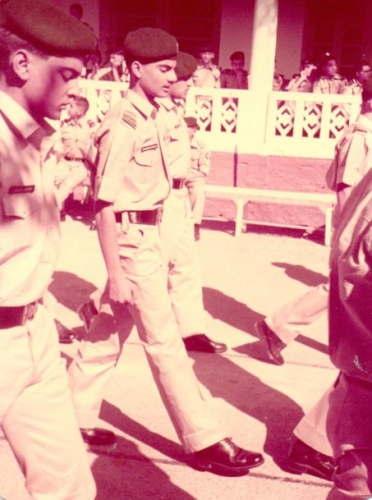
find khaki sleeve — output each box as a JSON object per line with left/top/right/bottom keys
{"left": 197, "top": 139, "right": 211, "bottom": 176}
{"left": 95, "top": 122, "right": 135, "bottom": 203}
{"left": 338, "top": 134, "right": 367, "bottom": 188}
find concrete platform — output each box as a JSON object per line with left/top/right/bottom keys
{"left": 0, "top": 217, "right": 336, "bottom": 500}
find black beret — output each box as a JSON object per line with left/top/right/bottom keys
{"left": 1, "top": 0, "right": 96, "bottom": 56}
{"left": 230, "top": 51, "right": 244, "bottom": 61}
{"left": 175, "top": 51, "right": 198, "bottom": 80}
{"left": 124, "top": 27, "right": 178, "bottom": 64}
{"left": 184, "top": 116, "right": 198, "bottom": 128}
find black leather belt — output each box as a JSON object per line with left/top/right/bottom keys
{"left": 0, "top": 302, "right": 38, "bottom": 329}
{"left": 172, "top": 178, "right": 185, "bottom": 190}
{"left": 115, "top": 208, "right": 161, "bottom": 225}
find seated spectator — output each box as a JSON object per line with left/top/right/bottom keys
{"left": 193, "top": 45, "right": 221, "bottom": 88}
{"left": 313, "top": 52, "right": 345, "bottom": 94}
{"left": 343, "top": 60, "right": 372, "bottom": 95}
{"left": 93, "top": 49, "right": 129, "bottom": 83}
{"left": 221, "top": 51, "right": 248, "bottom": 89}
{"left": 54, "top": 95, "right": 96, "bottom": 209}
{"left": 286, "top": 58, "right": 317, "bottom": 93}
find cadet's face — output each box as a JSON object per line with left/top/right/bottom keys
{"left": 137, "top": 59, "right": 177, "bottom": 99}
{"left": 200, "top": 51, "right": 214, "bottom": 65}
{"left": 26, "top": 55, "right": 83, "bottom": 120}
{"left": 169, "top": 76, "right": 193, "bottom": 100}
{"left": 358, "top": 65, "right": 371, "bottom": 83}
{"left": 231, "top": 59, "right": 244, "bottom": 72}
{"left": 323, "top": 60, "right": 337, "bottom": 77}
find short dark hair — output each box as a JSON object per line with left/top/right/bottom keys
{"left": 230, "top": 51, "right": 244, "bottom": 61}
{"left": 0, "top": 27, "right": 48, "bottom": 77}
{"left": 355, "top": 60, "right": 371, "bottom": 73}
{"left": 69, "top": 3, "right": 83, "bottom": 17}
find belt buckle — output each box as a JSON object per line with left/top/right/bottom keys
{"left": 23, "top": 302, "right": 37, "bottom": 324}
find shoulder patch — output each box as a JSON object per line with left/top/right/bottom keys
{"left": 121, "top": 111, "right": 137, "bottom": 129}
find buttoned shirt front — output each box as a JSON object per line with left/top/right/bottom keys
{"left": 0, "top": 91, "right": 60, "bottom": 306}
{"left": 95, "top": 89, "right": 170, "bottom": 212}
{"left": 220, "top": 69, "right": 248, "bottom": 89}
{"left": 313, "top": 74, "right": 345, "bottom": 94}
{"left": 57, "top": 116, "right": 95, "bottom": 162}
{"left": 157, "top": 98, "right": 191, "bottom": 179}
{"left": 193, "top": 64, "right": 221, "bottom": 88}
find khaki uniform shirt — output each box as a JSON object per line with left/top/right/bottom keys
{"left": 326, "top": 115, "right": 372, "bottom": 190}
{"left": 95, "top": 89, "right": 170, "bottom": 211}
{"left": 313, "top": 74, "right": 345, "bottom": 94}
{"left": 193, "top": 64, "right": 221, "bottom": 88}
{"left": 0, "top": 91, "right": 60, "bottom": 306}
{"left": 329, "top": 168, "right": 372, "bottom": 382}
{"left": 220, "top": 69, "right": 248, "bottom": 89}
{"left": 157, "top": 98, "right": 191, "bottom": 178}
{"left": 285, "top": 74, "right": 313, "bottom": 93}
{"left": 189, "top": 136, "right": 211, "bottom": 176}
{"left": 56, "top": 116, "right": 96, "bottom": 163}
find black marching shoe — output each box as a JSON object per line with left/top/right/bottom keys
{"left": 255, "top": 320, "right": 286, "bottom": 365}
{"left": 183, "top": 334, "right": 227, "bottom": 354}
{"left": 78, "top": 300, "right": 98, "bottom": 331}
{"left": 55, "top": 320, "right": 76, "bottom": 344}
{"left": 80, "top": 428, "right": 117, "bottom": 447}
{"left": 286, "top": 438, "right": 335, "bottom": 481}
{"left": 194, "top": 438, "right": 264, "bottom": 476}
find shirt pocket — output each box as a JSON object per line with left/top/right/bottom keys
{"left": 134, "top": 144, "right": 159, "bottom": 167}
{"left": 2, "top": 192, "right": 38, "bottom": 219}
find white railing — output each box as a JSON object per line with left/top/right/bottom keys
{"left": 77, "top": 80, "right": 361, "bottom": 159}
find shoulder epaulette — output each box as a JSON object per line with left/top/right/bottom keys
{"left": 121, "top": 110, "right": 137, "bottom": 129}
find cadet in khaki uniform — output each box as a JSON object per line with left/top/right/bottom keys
{"left": 184, "top": 116, "right": 211, "bottom": 241}
{"left": 68, "top": 28, "right": 263, "bottom": 476}
{"left": 193, "top": 46, "right": 221, "bottom": 88}
{"left": 278, "top": 84, "right": 372, "bottom": 483}
{"left": 0, "top": 1, "right": 96, "bottom": 498}
{"left": 220, "top": 51, "right": 249, "bottom": 90}
{"left": 325, "top": 166, "right": 372, "bottom": 499}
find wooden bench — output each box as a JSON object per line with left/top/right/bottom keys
{"left": 205, "top": 185, "right": 337, "bottom": 246}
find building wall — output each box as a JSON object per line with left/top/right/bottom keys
{"left": 51, "top": 0, "right": 100, "bottom": 41}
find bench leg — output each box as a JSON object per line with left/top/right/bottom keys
{"left": 234, "top": 198, "right": 245, "bottom": 237}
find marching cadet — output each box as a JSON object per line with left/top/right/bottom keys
{"left": 184, "top": 115, "right": 211, "bottom": 241}
{"left": 0, "top": 0, "right": 96, "bottom": 498}
{"left": 68, "top": 27, "right": 264, "bottom": 476}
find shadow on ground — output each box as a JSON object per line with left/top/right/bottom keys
{"left": 91, "top": 434, "right": 195, "bottom": 500}
{"left": 272, "top": 262, "right": 328, "bottom": 287}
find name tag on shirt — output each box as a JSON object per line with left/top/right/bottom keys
{"left": 141, "top": 144, "right": 158, "bottom": 152}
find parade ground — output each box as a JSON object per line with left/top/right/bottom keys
{"left": 0, "top": 215, "right": 337, "bottom": 500}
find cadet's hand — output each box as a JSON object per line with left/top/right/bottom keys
{"left": 108, "top": 270, "right": 135, "bottom": 306}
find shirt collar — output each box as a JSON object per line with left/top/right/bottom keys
{"left": 126, "top": 89, "right": 158, "bottom": 119}
{"left": 156, "top": 97, "right": 176, "bottom": 112}
{"left": 0, "top": 91, "right": 55, "bottom": 141}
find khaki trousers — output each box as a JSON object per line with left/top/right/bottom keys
{"left": 0, "top": 304, "right": 95, "bottom": 500}
{"left": 69, "top": 224, "right": 225, "bottom": 453}
{"left": 160, "top": 188, "right": 206, "bottom": 336}
{"left": 326, "top": 374, "right": 372, "bottom": 499}
{"left": 185, "top": 172, "right": 207, "bottom": 225}
{"left": 266, "top": 283, "right": 329, "bottom": 344}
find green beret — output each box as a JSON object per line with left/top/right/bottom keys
{"left": 184, "top": 116, "right": 198, "bottom": 129}
{"left": 175, "top": 52, "right": 198, "bottom": 80}
{"left": 1, "top": 0, "right": 96, "bottom": 56}
{"left": 124, "top": 27, "right": 178, "bottom": 64}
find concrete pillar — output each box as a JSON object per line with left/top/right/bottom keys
{"left": 248, "top": 0, "right": 278, "bottom": 145}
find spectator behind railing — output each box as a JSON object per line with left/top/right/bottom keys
{"left": 285, "top": 58, "right": 317, "bottom": 93}
{"left": 342, "top": 60, "right": 372, "bottom": 96}
{"left": 220, "top": 51, "right": 248, "bottom": 89}
{"left": 312, "top": 52, "right": 345, "bottom": 94}
{"left": 92, "top": 49, "right": 130, "bottom": 83}
{"left": 193, "top": 45, "right": 221, "bottom": 88}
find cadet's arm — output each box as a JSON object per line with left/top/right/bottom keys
{"left": 95, "top": 200, "right": 134, "bottom": 305}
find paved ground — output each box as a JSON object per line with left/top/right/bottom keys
{"left": 0, "top": 215, "right": 337, "bottom": 500}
